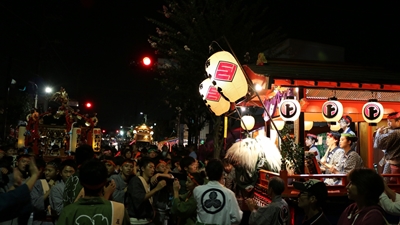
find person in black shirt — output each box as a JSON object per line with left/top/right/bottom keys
{"left": 294, "top": 179, "right": 331, "bottom": 225}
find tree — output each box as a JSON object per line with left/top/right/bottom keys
{"left": 147, "top": 0, "right": 285, "bottom": 158}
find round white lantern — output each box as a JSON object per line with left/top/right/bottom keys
{"left": 272, "top": 120, "right": 285, "bottom": 130}
{"left": 205, "top": 51, "right": 248, "bottom": 103}
{"left": 304, "top": 121, "right": 314, "bottom": 131}
{"left": 330, "top": 122, "right": 341, "bottom": 131}
{"left": 322, "top": 98, "right": 344, "bottom": 123}
{"left": 362, "top": 100, "right": 384, "bottom": 126}
{"left": 279, "top": 98, "right": 301, "bottom": 121}
{"left": 241, "top": 115, "right": 255, "bottom": 130}
{"left": 199, "top": 78, "right": 230, "bottom": 116}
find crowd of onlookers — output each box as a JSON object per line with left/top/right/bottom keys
{"left": 2, "top": 137, "right": 400, "bottom": 225}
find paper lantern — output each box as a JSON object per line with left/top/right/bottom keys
{"left": 17, "top": 126, "right": 26, "bottom": 148}
{"left": 362, "top": 100, "right": 384, "bottom": 126}
{"left": 92, "top": 128, "right": 101, "bottom": 152}
{"left": 70, "top": 128, "right": 82, "bottom": 152}
{"left": 304, "top": 121, "right": 314, "bottom": 131}
{"left": 322, "top": 99, "right": 343, "bottom": 123}
{"left": 205, "top": 51, "right": 248, "bottom": 103}
{"left": 241, "top": 115, "right": 255, "bottom": 130}
{"left": 199, "top": 78, "right": 230, "bottom": 116}
{"left": 272, "top": 120, "right": 285, "bottom": 130}
{"left": 330, "top": 122, "right": 341, "bottom": 131}
{"left": 279, "top": 98, "right": 301, "bottom": 121}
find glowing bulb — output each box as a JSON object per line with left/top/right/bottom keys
{"left": 143, "top": 57, "right": 151, "bottom": 66}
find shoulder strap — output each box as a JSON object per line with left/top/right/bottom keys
{"left": 40, "top": 179, "right": 50, "bottom": 193}
{"left": 138, "top": 176, "right": 152, "bottom": 204}
{"left": 368, "top": 209, "right": 389, "bottom": 225}
{"left": 110, "top": 201, "right": 125, "bottom": 225}
{"left": 74, "top": 188, "right": 85, "bottom": 202}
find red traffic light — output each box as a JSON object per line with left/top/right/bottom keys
{"left": 85, "top": 102, "right": 92, "bottom": 108}
{"left": 142, "top": 57, "right": 151, "bottom": 66}
{"left": 102, "top": 129, "right": 106, "bottom": 133}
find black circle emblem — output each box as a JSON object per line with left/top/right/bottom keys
{"left": 364, "top": 103, "right": 381, "bottom": 120}
{"left": 322, "top": 101, "right": 338, "bottom": 119}
{"left": 200, "top": 188, "right": 226, "bottom": 214}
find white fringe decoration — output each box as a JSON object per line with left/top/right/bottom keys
{"left": 225, "top": 136, "right": 282, "bottom": 173}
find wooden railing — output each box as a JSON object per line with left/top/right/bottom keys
{"left": 258, "top": 169, "right": 400, "bottom": 198}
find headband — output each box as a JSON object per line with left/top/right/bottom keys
{"left": 341, "top": 115, "right": 351, "bottom": 124}
{"left": 307, "top": 134, "right": 317, "bottom": 139}
{"left": 17, "top": 156, "right": 30, "bottom": 162}
{"left": 388, "top": 112, "right": 400, "bottom": 119}
{"left": 156, "top": 160, "right": 167, "bottom": 169}
{"left": 103, "top": 160, "right": 116, "bottom": 167}
{"left": 122, "top": 161, "right": 134, "bottom": 166}
{"left": 327, "top": 132, "right": 340, "bottom": 140}
{"left": 148, "top": 148, "right": 158, "bottom": 153}
{"left": 341, "top": 133, "right": 356, "bottom": 138}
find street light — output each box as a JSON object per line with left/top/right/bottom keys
{"left": 45, "top": 87, "right": 53, "bottom": 94}
{"left": 43, "top": 86, "right": 53, "bottom": 112}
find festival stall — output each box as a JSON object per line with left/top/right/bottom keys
{"left": 199, "top": 49, "right": 400, "bottom": 223}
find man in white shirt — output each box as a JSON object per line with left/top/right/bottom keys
{"left": 193, "top": 159, "right": 242, "bottom": 225}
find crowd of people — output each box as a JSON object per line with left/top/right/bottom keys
{"left": 2, "top": 112, "right": 400, "bottom": 224}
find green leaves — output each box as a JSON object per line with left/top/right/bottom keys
{"left": 280, "top": 124, "right": 304, "bottom": 174}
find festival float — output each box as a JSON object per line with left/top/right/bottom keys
{"left": 200, "top": 48, "right": 400, "bottom": 223}
{"left": 18, "top": 87, "right": 101, "bottom": 160}
{"left": 131, "top": 123, "right": 154, "bottom": 148}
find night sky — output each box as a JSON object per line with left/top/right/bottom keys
{"left": 1, "top": 1, "right": 399, "bottom": 131}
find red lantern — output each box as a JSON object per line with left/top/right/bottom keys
{"left": 199, "top": 78, "right": 230, "bottom": 116}
{"left": 205, "top": 51, "right": 248, "bottom": 103}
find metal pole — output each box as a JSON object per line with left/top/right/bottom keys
{"left": 29, "top": 81, "right": 38, "bottom": 109}
{"left": 35, "top": 93, "right": 38, "bottom": 109}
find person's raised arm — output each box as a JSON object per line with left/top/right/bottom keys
{"left": 25, "top": 157, "right": 41, "bottom": 191}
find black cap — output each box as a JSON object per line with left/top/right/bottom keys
{"left": 293, "top": 179, "right": 328, "bottom": 203}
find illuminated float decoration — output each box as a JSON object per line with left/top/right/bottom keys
{"left": 199, "top": 78, "right": 230, "bottom": 116}
{"left": 279, "top": 97, "right": 301, "bottom": 121}
{"left": 271, "top": 120, "right": 285, "bottom": 130}
{"left": 304, "top": 121, "right": 314, "bottom": 131}
{"left": 329, "top": 123, "right": 341, "bottom": 131}
{"left": 241, "top": 115, "right": 255, "bottom": 130}
{"left": 362, "top": 100, "right": 384, "bottom": 126}
{"left": 322, "top": 97, "right": 343, "bottom": 130}
{"left": 205, "top": 51, "right": 248, "bottom": 103}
